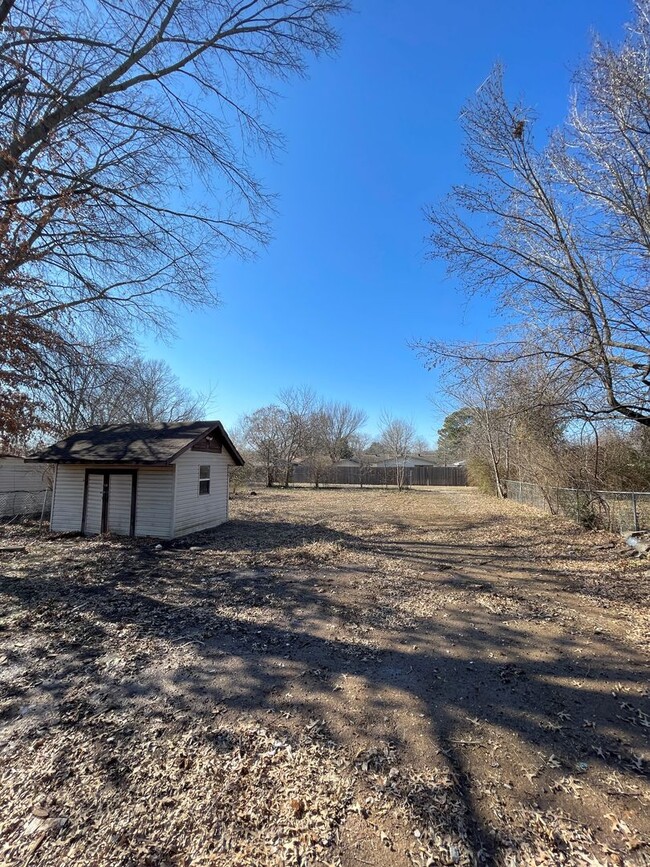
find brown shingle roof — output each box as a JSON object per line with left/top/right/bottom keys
{"left": 26, "top": 421, "right": 244, "bottom": 466}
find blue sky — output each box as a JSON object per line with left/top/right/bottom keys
{"left": 143, "top": 0, "right": 629, "bottom": 445}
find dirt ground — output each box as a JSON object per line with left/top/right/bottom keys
{"left": 0, "top": 486, "right": 649, "bottom": 867}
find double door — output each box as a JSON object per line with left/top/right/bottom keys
{"left": 82, "top": 470, "right": 137, "bottom": 535}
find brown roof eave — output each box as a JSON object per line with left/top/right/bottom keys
{"left": 24, "top": 456, "right": 172, "bottom": 467}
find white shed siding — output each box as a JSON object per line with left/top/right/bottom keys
{"left": 50, "top": 465, "right": 86, "bottom": 532}
{"left": 134, "top": 468, "right": 174, "bottom": 538}
{"left": 107, "top": 475, "right": 132, "bottom": 535}
{"left": 84, "top": 475, "right": 103, "bottom": 534}
{"left": 172, "top": 449, "right": 232, "bottom": 536}
{"left": 46, "top": 449, "right": 236, "bottom": 538}
{"left": 50, "top": 464, "right": 174, "bottom": 536}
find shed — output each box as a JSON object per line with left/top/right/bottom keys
{"left": 26, "top": 421, "right": 244, "bottom": 538}
{"left": 0, "top": 454, "right": 51, "bottom": 517}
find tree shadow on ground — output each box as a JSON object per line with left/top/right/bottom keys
{"left": 1, "top": 519, "right": 649, "bottom": 865}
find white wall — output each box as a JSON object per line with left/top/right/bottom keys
{"left": 172, "top": 449, "right": 233, "bottom": 537}
{"left": 0, "top": 457, "right": 49, "bottom": 493}
{"left": 50, "top": 465, "right": 85, "bottom": 532}
{"left": 134, "top": 468, "right": 174, "bottom": 538}
{"left": 50, "top": 464, "right": 175, "bottom": 537}
{"left": 0, "top": 458, "right": 51, "bottom": 517}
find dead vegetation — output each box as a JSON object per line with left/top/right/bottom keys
{"left": 0, "top": 487, "right": 648, "bottom": 866}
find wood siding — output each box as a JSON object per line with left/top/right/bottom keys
{"left": 172, "top": 450, "right": 233, "bottom": 537}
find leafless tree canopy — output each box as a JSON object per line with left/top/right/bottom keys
{"left": 438, "top": 359, "right": 573, "bottom": 499}
{"left": 0, "top": 0, "right": 347, "bottom": 440}
{"left": 0, "top": 0, "right": 347, "bottom": 322}
{"left": 416, "top": 1, "right": 650, "bottom": 427}
{"left": 438, "top": 357, "right": 650, "bottom": 500}
{"left": 238, "top": 391, "right": 372, "bottom": 487}
{"left": 33, "top": 337, "right": 211, "bottom": 439}
{"left": 319, "top": 401, "right": 367, "bottom": 463}
{"left": 378, "top": 410, "right": 416, "bottom": 491}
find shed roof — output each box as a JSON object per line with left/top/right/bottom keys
{"left": 26, "top": 421, "right": 244, "bottom": 466}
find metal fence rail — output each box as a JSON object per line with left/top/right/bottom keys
{"left": 506, "top": 480, "right": 650, "bottom": 533}
{"left": 0, "top": 489, "right": 52, "bottom": 519}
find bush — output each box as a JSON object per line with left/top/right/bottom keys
{"left": 467, "top": 456, "right": 498, "bottom": 496}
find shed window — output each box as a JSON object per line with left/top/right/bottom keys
{"left": 199, "top": 465, "right": 211, "bottom": 495}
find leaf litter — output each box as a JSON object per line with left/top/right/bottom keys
{"left": 0, "top": 486, "right": 649, "bottom": 865}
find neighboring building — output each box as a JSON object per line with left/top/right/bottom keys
{"left": 0, "top": 455, "right": 52, "bottom": 517}
{"left": 292, "top": 457, "right": 361, "bottom": 469}
{"left": 26, "top": 421, "right": 244, "bottom": 539}
{"left": 369, "top": 454, "right": 440, "bottom": 469}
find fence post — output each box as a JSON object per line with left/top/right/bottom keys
{"left": 39, "top": 489, "right": 49, "bottom": 529}
{"left": 632, "top": 493, "right": 639, "bottom": 532}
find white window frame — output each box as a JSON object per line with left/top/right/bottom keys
{"left": 199, "top": 464, "right": 211, "bottom": 495}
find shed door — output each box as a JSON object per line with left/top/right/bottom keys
{"left": 107, "top": 474, "right": 133, "bottom": 534}
{"left": 84, "top": 474, "right": 104, "bottom": 534}
{"left": 82, "top": 470, "right": 137, "bottom": 535}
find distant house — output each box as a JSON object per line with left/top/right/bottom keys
{"left": 0, "top": 454, "right": 51, "bottom": 517}
{"left": 369, "top": 454, "right": 440, "bottom": 469}
{"left": 26, "top": 421, "right": 244, "bottom": 539}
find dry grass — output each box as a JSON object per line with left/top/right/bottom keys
{"left": 0, "top": 486, "right": 648, "bottom": 866}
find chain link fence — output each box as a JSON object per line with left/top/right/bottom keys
{"left": 0, "top": 489, "right": 52, "bottom": 520}
{"left": 506, "top": 480, "right": 650, "bottom": 533}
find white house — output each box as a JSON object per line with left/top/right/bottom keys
{"left": 26, "top": 421, "right": 244, "bottom": 539}
{"left": 0, "top": 454, "right": 52, "bottom": 517}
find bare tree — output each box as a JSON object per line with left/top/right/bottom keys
{"left": 416, "top": 4, "right": 650, "bottom": 427}
{"left": 440, "top": 357, "right": 576, "bottom": 499}
{"left": 300, "top": 408, "right": 330, "bottom": 487}
{"left": 378, "top": 411, "right": 416, "bottom": 491}
{"left": 277, "top": 386, "right": 317, "bottom": 487}
{"left": 348, "top": 430, "right": 373, "bottom": 487}
{"left": 34, "top": 332, "right": 124, "bottom": 436}
{"left": 320, "top": 401, "right": 367, "bottom": 464}
{"left": 455, "top": 369, "right": 512, "bottom": 500}
{"left": 239, "top": 405, "right": 286, "bottom": 488}
{"left": 36, "top": 340, "right": 211, "bottom": 435}
{"left": 107, "top": 358, "right": 210, "bottom": 424}
{"left": 0, "top": 0, "right": 347, "bottom": 437}
{"left": 412, "top": 436, "right": 431, "bottom": 455}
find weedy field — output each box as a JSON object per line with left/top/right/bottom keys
{"left": 0, "top": 486, "right": 648, "bottom": 866}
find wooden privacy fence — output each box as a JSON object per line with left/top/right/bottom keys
{"left": 291, "top": 464, "right": 467, "bottom": 487}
